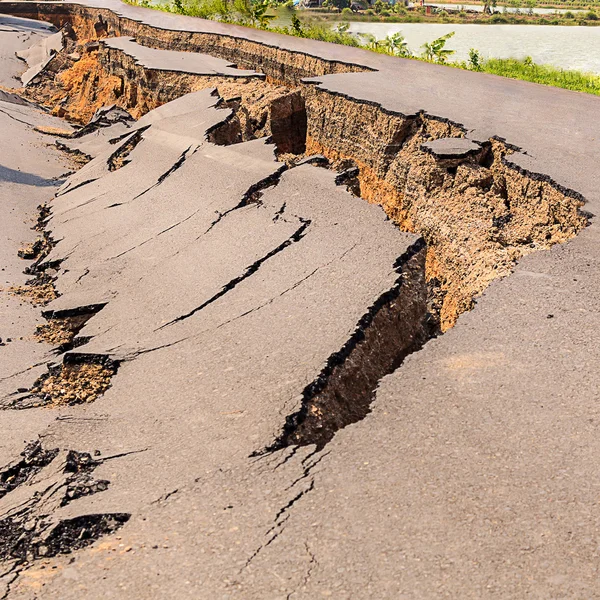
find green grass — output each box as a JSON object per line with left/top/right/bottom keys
{"left": 480, "top": 57, "right": 600, "bottom": 93}
{"left": 300, "top": 8, "right": 600, "bottom": 26}
{"left": 271, "top": 22, "right": 364, "bottom": 45}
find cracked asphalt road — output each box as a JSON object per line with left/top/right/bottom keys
{"left": 1, "top": 6, "right": 600, "bottom": 599}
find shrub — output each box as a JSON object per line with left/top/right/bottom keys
{"left": 468, "top": 47, "right": 482, "bottom": 71}
{"left": 490, "top": 13, "right": 508, "bottom": 21}
{"left": 341, "top": 6, "right": 353, "bottom": 13}
{"left": 421, "top": 31, "right": 455, "bottom": 63}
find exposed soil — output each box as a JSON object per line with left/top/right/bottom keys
{"left": 17, "top": 237, "right": 47, "bottom": 260}
{"left": 33, "top": 125, "right": 73, "bottom": 137}
{"left": 34, "top": 313, "right": 93, "bottom": 346}
{"left": 55, "top": 139, "right": 92, "bottom": 165}
{"left": 33, "top": 203, "right": 51, "bottom": 232}
{"left": 303, "top": 90, "right": 587, "bottom": 330}
{"left": 0, "top": 442, "right": 59, "bottom": 501}
{"left": 30, "top": 362, "right": 117, "bottom": 407}
{"left": 24, "top": 39, "right": 308, "bottom": 154}
{"left": 21, "top": 44, "right": 122, "bottom": 123}
{"left": 8, "top": 280, "right": 57, "bottom": 307}
{"left": 9, "top": 232, "right": 58, "bottom": 307}
{"left": 19, "top": 229, "right": 53, "bottom": 263}
{"left": 207, "top": 82, "right": 306, "bottom": 153}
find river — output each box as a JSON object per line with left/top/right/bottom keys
{"left": 344, "top": 23, "right": 600, "bottom": 72}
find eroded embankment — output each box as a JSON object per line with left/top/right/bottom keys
{"left": 303, "top": 89, "right": 587, "bottom": 330}
{"left": 2, "top": 2, "right": 366, "bottom": 85}
{"left": 9, "top": 9, "right": 588, "bottom": 445}
{"left": 21, "top": 34, "right": 308, "bottom": 153}
{"left": 22, "top": 32, "right": 586, "bottom": 332}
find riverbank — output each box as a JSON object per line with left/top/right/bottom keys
{"left": 301, "top": 7, "right": 600, "bottom": 26}
{"left": 423, "top": 0, "right": 599, "bottom": 9}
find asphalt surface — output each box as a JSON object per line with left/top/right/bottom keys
{"left": 1, "top": 5, "right": 600, "bottom": 599}
{"left": 102, "top": 36, "right": 263, "bottom": 78}
{"left": 15, "top": 28, "right": 61, "bottom": 85}
{"left": 0, "top": 14, "right": 55, "bottom": 86}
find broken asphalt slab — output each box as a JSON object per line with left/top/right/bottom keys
{"left": 102, "top": 36, "right": 264, "bottom": 79}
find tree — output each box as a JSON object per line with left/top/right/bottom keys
{"left": 525, "top": 0, "right": 535, "bottom": 16}
{"left": 232, "top": 0, "right": 276, "bottom": 26}
{"left": 421, "top": 32, "right": 455, "bottom": 64}
{"left": 251, "top": 0, "right": 276, "bottom": 27}
{"left": 382, "top": 32, "right": 411, "bottom": 56}
{"left": 291, "top": 13, "right": 304, "bottom": 34}
{"left": 361, "top": 33, "right": 381, "bottom": 50}
{"left": 482, "top": 0, "right": 496, "bottom": 14}
{"left": 509, "top": 0, "right": 522, "bottom": 14}
{"left": 331, "top": 0, "right": 350, "bottom": 9}
{"left": 373, "top": 0, "right": 387, "bottom": 13}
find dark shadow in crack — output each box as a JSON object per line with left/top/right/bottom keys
{"left": 256, "top": 239, "right": 432, "bottom": 453}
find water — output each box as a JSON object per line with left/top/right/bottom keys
{"left": 410, "top": 2, "right": 584, "bottom": 14}
{"left": 344, "top": 23, "right": 600, "bottom": 72}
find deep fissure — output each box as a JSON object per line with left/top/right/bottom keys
{"left": 261, "top": 240, "right": 430, "bottom": 452}
{"left": 106, "top": 124, "right": 147, "bottom": 171}
{"left": 36, "top": 303, "right": 106, "bottom": 352}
